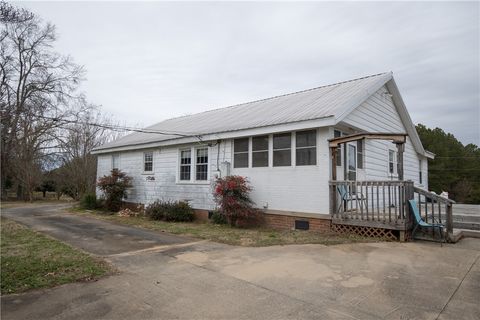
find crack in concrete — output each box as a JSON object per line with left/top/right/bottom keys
{"left": 435, "top": 254, "right": 480, "bottom": 320}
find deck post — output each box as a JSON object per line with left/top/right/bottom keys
{"left": 330, "top": 147, "right": 337, "bottom": 218}
{"left": 404, "top": 180, "right": 415, "bottom": 239}
{"left": 396, "top": 142, "right": 405, "bottom": 181}
{"left": 446, "top": 203, "right": 453, "bottom": 241}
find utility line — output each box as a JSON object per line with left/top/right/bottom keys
{"left": 34, "top": 114, "right": 200, "bottom": 138}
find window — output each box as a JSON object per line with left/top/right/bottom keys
{"left": 180, "top": 150, "right": 191, "bottom": 180}
{"left": 357, "top": 140, "right": 363, "bottom": 169}
{"left": 196, "top": 148, "right": 208, "bottom": 180}
{"left": 234, "top": 138, "right": 249, "bottom": 168}
{"left": 252, "top": 135, "right": 269, "bottom": 167}
{"left": 334, "top": 130, "right": 342, "bottom": 166}
{"left": 296, "top": 130, "right": 316, "bottom": 165}
{"left": 112, "top": 154, "right": 120, "bottom": 170}
{"left": 273, "top": 133, "right": 291, "bottom": 166}
{"left": 419, "top": 159, "right": 423, "bottom": 184}
{"left": 388, "top": 150, "right": 395, "bottom": 174}
{"left": 144, "top": 151, "right": 153, "bottom": 172}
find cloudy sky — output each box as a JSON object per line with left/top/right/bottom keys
{"left": 20, "top": 1, "right": 479, "bottom": 145}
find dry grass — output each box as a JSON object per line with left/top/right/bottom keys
{"left": 70, "top": 207, "right": 378, "bottom": 247}
{"left": 1, "top": 218, "right": 112, "bottom": 295}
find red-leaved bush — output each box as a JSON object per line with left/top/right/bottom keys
{"left": 97, "top": 169, "right": 132, "bottom": 212}
{"left": 213, "top": 175, "right": 257, "bottom": 227}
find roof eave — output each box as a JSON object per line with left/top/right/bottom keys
{"left": 92, "top": 116, "right": 336, "bottom": 154}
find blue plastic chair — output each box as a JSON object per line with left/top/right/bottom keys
{"left": 337, "top": 185, "right": 366, "bottom": 213}
{"left": 408, "top": 199, "right": 445, "bottom": 242}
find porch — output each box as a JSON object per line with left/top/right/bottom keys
{"left": 328, "top": 132, "right": 455, "bottom": 241}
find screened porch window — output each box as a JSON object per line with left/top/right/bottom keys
{"left": 252, "top": 135, "right": 269, "bottom": 167}
{"left": 234, "top": 138, "right": 249, "bottom": 168}
{"left": 273, "top": 133, "right": 291, "bottom": 166}
{"left": 296, "top": 130, "right": 316, "bottom": 166}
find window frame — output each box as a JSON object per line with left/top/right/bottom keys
{"left": 419, "top": 159, "right": 423, "bottom": 184}
{"left": 388, "top": 149, "right": 396, "bottom": 175}
{"left": 273, "top": 132, "right": 292, "bottom": 167}
{"left": 195, "top": 147, "right": 209, "bottom": 181}
{"left": 143, "top": 151, "right": 154, "bottom": 173}
{"left": 233, "top": 138, "right": 249, "bottom": 168}
{"left": 177, "top": 146, "right": 210, "bottom": 184}
{"left": 179, "top": 149, "right": 192, "bottom": 181}
{"left": 295, "top": 129, "right": 317, "bottom": 166}
{"left": 252, "top": 135, "right": 269, "bottom": 167}
{"left": 357, "top": 139, "right": 364, "bottom": 169}
{"left": 112, "top": 154, "right": 120, "bottom": 170}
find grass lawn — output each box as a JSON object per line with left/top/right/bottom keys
{"left": 1, "top": 218, "right": 112, "bottom": 295}
{"left": 70, "top": 207, "right": 379, "bottom": 247}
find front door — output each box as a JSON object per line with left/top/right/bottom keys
{"left": 347, "top": 144, "right": 357, "bottom": 181}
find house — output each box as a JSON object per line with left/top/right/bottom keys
{"left": 93, "top": 72, "right": 442, "bottom": 238}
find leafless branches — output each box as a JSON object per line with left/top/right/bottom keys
{"left": 0, "top": 3, "right": 116, "bottom": 201}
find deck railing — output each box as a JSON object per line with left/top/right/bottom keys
{"left": 329, "top": 180, "right": 455, "bottom": 239}
{"left": 412, "top": 186, "right": 455, "bottom": 238}
{"left": 329, "top": 180, "right": 412, "bottom": 229}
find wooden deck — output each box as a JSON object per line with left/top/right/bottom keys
{"left": 329, "top": 180, "right": 455, "bottom": 240}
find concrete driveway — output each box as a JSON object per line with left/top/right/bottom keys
{"left": 1, "top": 203, "right": 479, "bottom": 320}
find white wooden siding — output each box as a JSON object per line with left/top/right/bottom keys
{"left": 96, "top": 141, "right": 232, "bottom": 210}
{"left": 343, "top": 86, "right": 428, "bottom": 188}
{"left": 231, "top": 128, "right": 331, "bottom": 214}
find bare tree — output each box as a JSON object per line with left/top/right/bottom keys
{"left": 0, "top": 1, "right": 34, "bottom": 24}
{"left": 53, "top": 100, "right": 122, "bottom": 200}
{"left": 1, "top": 2, "right": 84, "bottom": 200}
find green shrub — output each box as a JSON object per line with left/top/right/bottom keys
{"left": 145, "top": 200, "right": 194, "bottom": 222}
{"left": 80, "top": 193, "right": 98, "bottom": 210}
{"left": 211, "top": 211, "right": 227, "bottom": 224}
{"left": 164, "top": 201, "right": 194, "bottom": 222}
{"left": 145, "top": 200, "right": 171, "bottom": 220}
{"left": 97, "top": 169, "right": 132, "bottom": 212}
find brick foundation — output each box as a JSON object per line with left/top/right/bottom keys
{"left": 193, "top": 209, "right": 210, "bottom": 222}
{"left": 264, "top": 211, "right": 331, "bottom": 232}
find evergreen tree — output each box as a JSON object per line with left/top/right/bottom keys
{"left": 416, "top": 124, "right": 480, "bottom": 203}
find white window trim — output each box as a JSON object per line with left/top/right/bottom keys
{"left": 419, "top": 159, "right": 424, "bottom": 186}
{"left": 179, "top": 148, "right": 192, "bottom": 182}
{"left": 388, "top": 149, "right": 397, "bottom": 178}
{"left": 142, "top": 151, "right": 154, "bottom": 174}
{"left": 294, "top": 129, "right": 318, "bottom": 167}
{"left": 232, "top": 138, "right": 249, "bottom": 169}
{"left": 232, "top": 130, "right": 321, "bottom": 169}
{"left": 112, "top": 154, "right": 120, "bottom": 170}
{"left": 272, "top": 132, "right": 292, "bottom": 167}
{"left": 176, "top": 146, "right": 210, "bottom": 184}
{"left": 252, "top": 135, "right": 269, "bottom": 168}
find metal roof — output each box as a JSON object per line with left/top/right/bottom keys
{"left": 94, "top": 72, "right": 393, "bottom": 151}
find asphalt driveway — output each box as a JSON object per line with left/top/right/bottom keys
{"left": 1, "top": 204, "right": 191, "bottom": 255}
{"left": 1, "top": 203, "right": 479, "bottom": 320}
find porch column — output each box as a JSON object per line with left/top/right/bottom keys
{"left": 330, "top": 146, "right": 337, "bottom": 217}
{"left": 396, "top": 142, "right": 405, "bottom": 181}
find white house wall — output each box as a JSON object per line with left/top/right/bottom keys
{"left": 231, "top": 127, "right": 331, "bottom": 214}
{"left": 97, "top": 128, "right": 332, "bottom": 214}
{"left": 343, "top": 86, "right": 428, "bottom": 189}
{"left": 96, "top": 141, "right": 233, "bottom": 210}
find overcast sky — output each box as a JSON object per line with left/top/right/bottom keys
{"left": 19, "top": 1, "right": 480, "bottom": 145}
